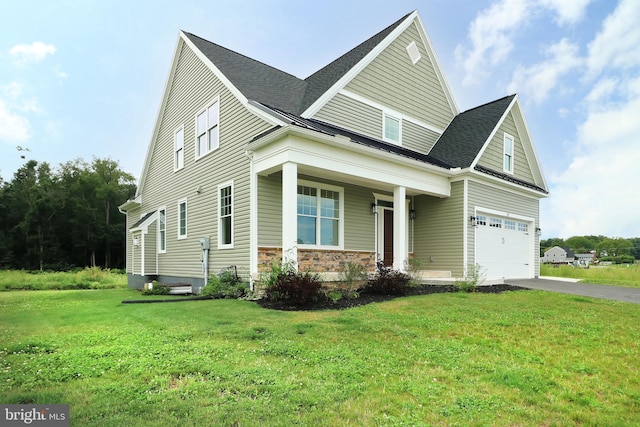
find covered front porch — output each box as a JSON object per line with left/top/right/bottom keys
{"left": 247, "top": 125, "right": 456, "bottom": 280}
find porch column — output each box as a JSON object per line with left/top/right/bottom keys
{"left": 282, "top": 162, "right": 298, "bottom": 270}
{"left": 393, "top": 185, "right": 407, "bottom": 271}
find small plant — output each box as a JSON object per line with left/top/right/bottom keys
{"left": 325, "top": 289, "right": 344, "bottom": 303}
{"left": 364, "top": 261, "right": 412, "bottom": 295}
{"left": 455, "top": 264, "right": 486, "bottom": 292}
{"left": 202, "top": 270, "right": 247, "bottom": 299}
{"left": 140, "top": 281, "right": 170, "bottom": 295}
{"left": 339, "top": 261, "right": 368, "bottom": 298}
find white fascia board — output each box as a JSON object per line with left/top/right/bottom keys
{"left": 248, "top": 127, "right": 451, "bottom": 197}
{"left": 118, "top": 195, "right": 142, "bottom": 213}
{"left": 301, "top": 11, "right": 418, "bottom": 118}
{"left": 412, "top": 13, "right": 459, "bottom": 115}
{"left": 339, "top": 89, "right": 444, "bottom": 135}
{"left": 136, "top": 34, "right": 184, "bottom": 198}
{"left": 510, "top": 96, "right": 549, "bottom": 192}
{"left": 470, "top": 95, "right": 518, "bottom": 170}
{"left": 129, "top": 211, "right": 158, "bottom": 233}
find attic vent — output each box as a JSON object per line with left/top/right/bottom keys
{"left": 406, "top": 41, "right": 421, "bottom": 65}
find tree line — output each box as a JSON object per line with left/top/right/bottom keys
{"left": 0, "top": 158, "right": 136, "bottom": 270}
{"left": 541, "top": 235, "right": 640, "bottom": 263}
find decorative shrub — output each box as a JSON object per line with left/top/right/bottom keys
{"left": 140, "top": 281, "right": 170, "bottom": 295}
{"left": 202, "top": 270, "right": 247, "bottom": 299}
{"left": 264, "top": 268, "right": 323, "bottom": 306}
{"left": 364, "top": 261, "right": 412, "bottom": 295}
{"left": 454, "top": 264, "right": 486, "bottom": 292}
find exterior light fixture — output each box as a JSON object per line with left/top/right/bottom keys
{"left": 535, "top": 227, "right": 542, "bottom": 236}
{"left": 371, "top": 203, "right": 377, "bottom": 214}
{"left": 409, "top": 209, "right": 416, "bottom": 220}
{"left": 469, "top": 216, "right": 477, "bottom": 227}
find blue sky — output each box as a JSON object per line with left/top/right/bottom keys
{"left": 1, "top": 0, "right": 639, "bottom": 239}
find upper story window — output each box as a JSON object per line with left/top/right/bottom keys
{"left": 158, "top": 207, "right": 166, "bottom": 253}
{"left": 503, "top": 133, "right": 514, "bottom": 174}
{"left": 196, "top": 98, "right": 219, "bottom": 158}
{"left": 177, "top": 199, "right": 187, "bottom": 239}
{"left": 218, "top": 181, "right": 233, "bottom": 248}
{"left": 174, "top": 126, "right": 184, "bottom": 171}
{"left": 383, "top": 113, "right": 401, "bottom": 144}
{"left": 297, "top": 181, "right": 343, "bottom": 248}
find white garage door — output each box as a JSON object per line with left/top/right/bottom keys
{"left": 475, "top": 214, "right": 532, "bottom": 279}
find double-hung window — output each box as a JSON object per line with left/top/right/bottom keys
{"left": 177, "top": 199, "right": 187, "bottom": 239}
{"left": 218, "top": 182, "right": 233, "bottom": 248}
{"left": 383, "top": 113, "right": 401, "bottom": 144}
{"left": 297, "top": 181, "right": 342, "bottom": 247}
{"left": 503, "top": 133, "right": 514, "bottom": 174}
{"left": 196, "top": 99, "right": 219, "bottom": 158}
{"left": 158, "top": 207, "right": 166, "bottom": 253}
{"left": 174, "top": 126, "right": 184, "bottom": 171}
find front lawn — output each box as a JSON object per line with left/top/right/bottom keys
{"left": 1, "top": 289, "right": 639, "bottom": 426}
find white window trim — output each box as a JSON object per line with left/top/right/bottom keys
{"left": 503, "top": 132, "right": 515, "bottom": 174}
{"left": 177, "top": 198, "right": 187, "bottom": 240}
{"left": 218, "top": 180, "right": 234, "bottom": 249}
{"left": 383, "top": 112, "right": 402, "bottom": 145}
{"left": 195, "top": 96, "right": 220, "bottom": 160}
{"left": 158, "top": 206, "right": 167, "bottom": 254}
{"left": 174, "top": 125, "right": 184, "bottom": 172}
{"left": 297, "top": 179, "right": 344, "bottom": 250}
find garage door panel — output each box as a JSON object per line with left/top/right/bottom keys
{"left": 475, "top": 213, "right": 532, "bottom": 279}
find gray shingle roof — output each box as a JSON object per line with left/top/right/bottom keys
{"left": 183, "top": 11, "right": 411, "bottom": 115}
{"left": 428, "top": 95, "right": 515, "bottom": 168}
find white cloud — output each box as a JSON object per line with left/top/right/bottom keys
{"left": 455, "top": 0, "right": 530, "bottom": 86}
{"left": 584, "top": 77, "right": 618, "bottom": 106}
{"left": 508, "top": 38, "right": 582, "bottom": 103}
{"left": 586, "top": 0, "right": 640, "bottom": 79}
{"left": 538, "top": 0, "right": 592, "bottom": 25}
{"left": 0, "top": 100, "right": 30, "bottom": 143}
{"left": 545, "top": 80, "right": 640, "bottom": 238}
{"left": 9, "top": 41, "right": 57, "bottom": 64}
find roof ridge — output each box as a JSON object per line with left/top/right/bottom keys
{"left": 460, "top": 94, "right": 516, "bottom": 115}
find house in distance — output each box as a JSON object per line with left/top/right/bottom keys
{"left": 119, "top": 10, "right": 549, "bottom": 292}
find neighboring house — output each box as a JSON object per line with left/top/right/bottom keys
{"left": 575, "top": 252, "right": 596, "bottom": 266}
{"left": 541, "top": 246, "right": 575, "bottom": 264}
{"left": 119, "top": 10, "right": 548, "bottom": 291}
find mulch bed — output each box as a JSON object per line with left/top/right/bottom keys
{"left": 256, "top": 284, "right": 528, "bottom": 311}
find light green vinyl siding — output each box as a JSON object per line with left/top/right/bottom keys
{"left": 313, "top": 93, "right": 381, "bottom": 139}
{"left": 258, "top": 173, "right": 377, "bottom": 251}
{"left": 344, "top": 23, "right": 455, "bottom": 133}
{"left": 403, "top": 120, "right": 440, "bottom": 153}
{"left": 412, "top": 181, "right": 464, "bottom": 277}
{"left": 128, "top": 39, "right": 273, "bottom": 281}
{"left": 478, "top": 111, "right": 535, "bottom": 183}
{"left": 144, "top": 223, "right": 157, "bottom": 275}
{"left": 467, "top": 180, "right": 541, "bottom": 275}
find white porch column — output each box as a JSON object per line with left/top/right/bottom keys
{"left": 282, "top": 162, "right": 298, "bottom": 270}
{"left": 393, "top": 185, "right": 407, "bottom": 271}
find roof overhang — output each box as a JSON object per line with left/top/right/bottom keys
{"left": 118, "top": 195, "right": 142, "bottom": 213}
{"left": 247, "top": 125, "right": 453, "bottom": 197}
{"left": 129, "top": 211, "right": 158, "bottom": 233}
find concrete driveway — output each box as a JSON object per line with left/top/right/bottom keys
{"left": 506, "top": 278, "right": 640, "bottom": 304}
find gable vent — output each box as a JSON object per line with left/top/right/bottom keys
{"left": 406, "top": 41, "right": 421, "bottom": 65}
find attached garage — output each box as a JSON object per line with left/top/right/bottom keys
{"left": 474, "top": 212, "right": 534, "bottom": 280}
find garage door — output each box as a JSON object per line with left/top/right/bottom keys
{"left": 475, "top": 214, "right": 532, "bottom": 279}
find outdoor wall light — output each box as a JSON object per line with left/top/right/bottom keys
{"left": 535, "top": 227, "right": 542, "bottom": 236}
{"left": 469, "top": 216, "right": 477, "bottom": 227}
{"left": 371, "top": 203, "right": 377, "bottom": 214}
{"left": 410, "top": 209, "right": 416, "bottom": 220}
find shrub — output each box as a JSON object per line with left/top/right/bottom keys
{"left": 201, "top": 271, "right": 248, "bottom": 299}
{"left": 264, "top": 268, "right": 323, "bottom": 306}
{"left": 140, "top": 281, "right": 170, "bottom": 295}
{"left": 455, "top": 264, "right": 486, "bottom": 292}
{"left": 338, "top": 261, "right": 368, "bottom": 298}
{"left": 364, "top": 261, "right": 412, "bottom": 295}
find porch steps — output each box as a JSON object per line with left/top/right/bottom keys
{"left": 164, "top": 283, "right": 193, "bottom": 295}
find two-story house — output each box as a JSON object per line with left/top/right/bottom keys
{"left": 119, "top": 10, "right": 548, "bottom": 291}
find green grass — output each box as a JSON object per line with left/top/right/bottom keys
{"left": 0, "top": 268, "right": 127, "bottom": 291}
{"left": 1, "top": 289, "right": 639, "bottom": 425}
{"left": 541, "top": 263, "right": 640, "bottom": 288}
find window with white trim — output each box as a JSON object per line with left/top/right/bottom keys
{"left": 196, "top": 99, "right": 219, "bottom": 158}
{"left": 177, "top": 199, "right": 187, "bottom": 239}
{"left": 489, "top": 217, "right": 503, "bottom": 228}
{"left": 297, "top": 182, "right": 342, "bottom": 247}
{"left": 383, "top": 114, "right": 401, "bottom": 144}
{"left": 158, "top": 207, "right": 166, "bottom": 253}
{"left": 174, "top": 126, "right": 184, "bottom": 171}
{"left": 503, "top": 133, "right": 514, "bottom": 174}
{"left": 218, "top": 182, "right": 233, "bottom": 248}
{"left": 518, "top": 222, "right": 529, "bottom": 232}
{"left": 476, "top": 215, "right": 487, "bottom": 226}
{"left": 505, "top": 220, "right": 516, "bottom": 230}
